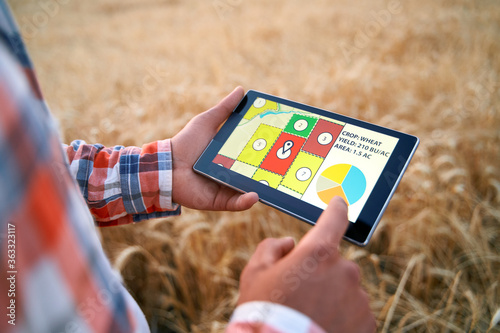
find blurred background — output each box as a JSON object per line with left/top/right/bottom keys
{"left": 9, "top": 0, "right": 499, "bottom": 332}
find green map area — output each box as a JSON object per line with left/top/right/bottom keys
{"left": 218, "top": 98, "right": 343, "bottom": 161}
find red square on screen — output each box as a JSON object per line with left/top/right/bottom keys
{"left": 260, "top": 133, "right": 305, "bottom": 175}
{"left": 302, "top": 119, "right": 344, "bottom": 157}
{"left": 213, "top": 154, "right": 235, "bottom": 169}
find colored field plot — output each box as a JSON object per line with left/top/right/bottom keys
{"left": 252, "top": 169, "right": 283, "bottom": 188}
{"left": 302, "top": 119, "right": 344, "bottom": 158}
{"left": 277, "top": 185, "right": 301, "bottom": 199}
{"left": 213, "top": 154, "right": 235, "bottom": 168}
{"left": 243, "top": 98, "right": 279, "bottom": 120}
{"left": 281, "top": 152, "right": 324, "bottom": 194}
{"left": 316, "top": 164, "right": 366, "bottom": 205}
{"left": 230, "top": 160, "right": 257, "bottom": 178}
{"left": 260, "top": 132, "right": 305, "bottom": 175}
{"left": 284, "top": 114, "right": 318, "bottom": 138}
{"left": 237, "top": 124, "right": 281, "bottom": 166}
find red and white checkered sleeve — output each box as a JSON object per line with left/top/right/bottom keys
{"left": 63, "top": 139, "right": 180, "bottom": 226}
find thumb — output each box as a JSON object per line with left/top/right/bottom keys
{"left": 224, "top": 191, "right": 259, "bottom": 211}
{"left": 203, "top": 86, "right": 245, "bottom": 130}
{"left": 248, "top": 237, "right": 296, "bottom": 269}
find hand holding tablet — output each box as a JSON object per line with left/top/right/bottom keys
{"left": 171, "top": 87, "right": 259, "bottom": 212}
{"left": 194, "top": 90, "right": 419, "bottom": 246}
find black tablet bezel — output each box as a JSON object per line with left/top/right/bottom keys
{"left": 194, "top": 90, "right": 419, "bottom": 246}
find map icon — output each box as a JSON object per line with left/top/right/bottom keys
{"left": 316, "top": 164, "right": 366, "bottom": 206}
{"left": 276, "top": 140, "right": 294, "bottom": 159}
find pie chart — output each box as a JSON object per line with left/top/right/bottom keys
{"left": 316, "top": 164, "right": 366, "bottom": 205}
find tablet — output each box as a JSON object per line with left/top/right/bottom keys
{"left": 194, "top": 90, "right": 419, "bottom": 246}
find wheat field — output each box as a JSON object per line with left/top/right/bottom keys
{"left": 9, "top": 0, "right": 500, "bottom": 332}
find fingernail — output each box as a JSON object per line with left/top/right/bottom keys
{"left": 333, "top": 196, "right": 347, "bottom": 207}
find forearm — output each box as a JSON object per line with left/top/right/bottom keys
{"left": 63, "top": 139, "right": 180, "bottom": 225}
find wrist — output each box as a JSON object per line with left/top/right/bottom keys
{"left": 169, "top": 136, "right": 182, "bottom": 205}
{"left": 229, "top": 301, "right": 325, "bottom": 333}
{"left": 153, "top": 139, "right": 178, "bottom": 209}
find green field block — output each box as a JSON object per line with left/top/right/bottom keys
{"left": 283, "top": 114, "right": 318, "bottom": 138}
{"left": 281, "top": 152, "right": 324, "bottom": 194}
{"left": 237, "top": 124, "right": 282, "bottom": 167}
{"left": 252, "top": 168, "right": 283, "bottom": 189}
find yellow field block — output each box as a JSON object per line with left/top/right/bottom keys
{"left": 244, "top": 100, "right": 279, "bottom": 120}
{"left": 237, "top": 124, "right": 281, "bottom": 167}
{"left": 281, "top": 152, "right": 324, "bottom": 194}
{"left": 252, "top": 168, "right": 283, "bottom": 189}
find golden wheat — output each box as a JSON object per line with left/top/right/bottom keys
{"left": 9, "top": 0, "right": 499, "bottom": 331}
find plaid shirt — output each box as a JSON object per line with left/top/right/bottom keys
{"left": 0, "top": 2, "right": 325, "bottom": 332}
{"left": 64, "top": 139, "right": 180, "bottom": 226}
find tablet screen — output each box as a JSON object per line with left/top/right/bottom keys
{"left": 212, "top": 97, "right": 399, "bottom": 223}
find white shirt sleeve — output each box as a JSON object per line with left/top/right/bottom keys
{"left": 227, "top": 301, "right": 326, "bottom": 333}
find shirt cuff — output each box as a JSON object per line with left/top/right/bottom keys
{"left": 228, "top": 301, "right": 326, "bottom": 333}
{"left": 118, "top": 139, "right": 175, "bottom": 210}
{"left": 151, "top": 138, "right": 178, "bottom": 211}
{"left": 114, "top": 139, "right": 181, "bottom": 225}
